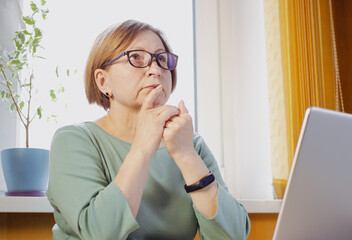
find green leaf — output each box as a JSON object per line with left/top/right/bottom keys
{"left": 50, "top": 89, "right": 56, "bottom": 100}
{"left": 1, "top": 90, "right": 5, "bottom": 99}
{"left": 41, "top": 9, "right": 49, "bottom": 19}
{"left": 10, "top": 103, "right": 15, "bottom": 111}
{"left": 66, "top": 69, "right": 70, "bottom": 77}
{"left": 34, "top": 28, "right": 42, "bottom": 38}
{"left": 41, "top": 0, "right": 46, "bottom": 6}
{"left": 55, "top": 66, "right": 59, "bottom": 77}
{"left": 32, "top": 38, "right": 40, "bottom": 47}
{"left": 16, "top": 31, "right": 25, "bottom": 44}
{"left": 15, "top": 62, "right": 26, "bottom": 71}
{"left": 37, "top": 107, "right": 42, "bottom": 119}
{"left": 35, "top": 55, "right": 46, "bottom": 60}
{"left": 25, "top": 36, "right": 33, "bottom": 47}
{"left": 22, "top": 16, "right": 35, "bottom": 25}
{"left": 31, "top": 44, "right": 37, "bottom": 54}
{"left": 30, "top": 2, "right": 38, "bottom": 12}
{"left": 10, "top": 59, "right": 21, "bottom": 65}
{"left": 19, "top": 101, "right": 24, "bottom": 109}
{"left": 14, "top": 51, "right": 20, "bottom": 59}
{"left": 15, "top": 40, "right": 22, "bottom": 50}
{"left": 23, "top": 30, "right": 30, "bottom": 35}
{"left": 74, "top": 69, "right": 78, "bottom": 75}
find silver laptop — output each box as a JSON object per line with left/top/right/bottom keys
{"left": 273, "top": 107, "right": 352, "bottom": 240}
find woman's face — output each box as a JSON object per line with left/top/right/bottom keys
{"left": 104, "top": 30, "right": 173, "bottom": 110}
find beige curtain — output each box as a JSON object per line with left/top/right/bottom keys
{"left": 264, "top": 0, "right": 343, "bottom": 198}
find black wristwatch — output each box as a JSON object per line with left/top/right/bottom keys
{"left": 184, "top": 171, "right": 215, "bottom": 193}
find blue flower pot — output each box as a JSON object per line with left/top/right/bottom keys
{"left": 1, "top": 148, "right": 49, "bottom": 192}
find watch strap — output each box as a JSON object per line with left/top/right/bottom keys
{"left": 184, "top": 171, "right": 215, "bottom": 193}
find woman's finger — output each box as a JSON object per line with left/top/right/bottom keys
{"left": 164, "top": 120, "right": 172, "bottom": 128}
{"left": 141, "top": 85, "right": 163, "bottom": 111}
{"left": 158, "top": 106, "right": 179, "bottom": 123}
{"left": 178, "top": 100, "right": 189, "bottom": 114}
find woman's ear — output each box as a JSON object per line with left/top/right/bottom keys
{"left": 94, "top": 68, "right": 110, "bottom": 95}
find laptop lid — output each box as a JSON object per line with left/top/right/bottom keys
{"left": 273, "top": 107, "right": 352, "bottom": 240}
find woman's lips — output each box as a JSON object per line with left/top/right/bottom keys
{"left": 143, "top": 84, "right": 160, "bottom": 90}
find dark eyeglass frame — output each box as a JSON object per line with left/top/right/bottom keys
{"left": 101, "top": 49, "right": 178, "bottom": 70}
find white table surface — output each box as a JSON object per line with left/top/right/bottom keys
{"left": 0, "top": 191, "right": 281, "bottom": 213}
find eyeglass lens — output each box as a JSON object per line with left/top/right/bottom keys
{"left": 128, "top": 50, "right": 177, "bottom": 70}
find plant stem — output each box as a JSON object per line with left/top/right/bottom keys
{"left": 1, "top": 67, "right": 27, "bottom": 130}
{"left": 26, "top": 70, "right": 34, "bottom": 148}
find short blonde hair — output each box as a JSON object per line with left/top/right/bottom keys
{"left": 85, "top": 20, "right": 177, "bottom": 110}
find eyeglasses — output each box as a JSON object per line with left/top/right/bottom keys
{"left": 102, "top": 50, "right": 178, "bottom": 70}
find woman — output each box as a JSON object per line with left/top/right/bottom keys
{"left": 47, "top": 20, "right": 250, "bottom": 240}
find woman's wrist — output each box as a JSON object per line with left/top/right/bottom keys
{"left": 129, "top": 142, "right": 155, "bottom": 161}
{"left": 173, "top": 151, "right": 211, "bottom": 185}
{"left": 169, "top": 148, "right": 198, "bottom": 164}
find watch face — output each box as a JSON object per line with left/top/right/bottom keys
{"left": 199, "top": 174, "right": 215, "bottom": 187}
{"left": 184, "top": 172, "right": 215, "bottom": 193}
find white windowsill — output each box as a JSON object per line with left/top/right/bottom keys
{"left": 0, "top": 192, "right": 53, "bottom": 213}
{"left": 0, "top": 191, "right": 282, "bottom": 213}
{"left": 239, "top": 199, "right": 282, "bottom": 213}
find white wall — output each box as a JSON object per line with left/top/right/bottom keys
{"left": 0, "top": 0, "right": 23, "bottom": 191}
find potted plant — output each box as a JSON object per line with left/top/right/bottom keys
{"left": 0, "top": 0, "right": 64, "bottom": 196}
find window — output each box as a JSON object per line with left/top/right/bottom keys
{"left": 20, "top": 0, "right": 195, "bottom": 149}
{"left": 2, "top": 0, "right": 274, "bottom": 201}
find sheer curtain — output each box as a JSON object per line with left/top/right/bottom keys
{"left": 0, "top": 0, "right": 24, "bottom": 191}
{"left": 195, "top": 0, "right": 273, "bottom": 199}
{"left": 265, "top": 0, "right": 342, "bottom": 198}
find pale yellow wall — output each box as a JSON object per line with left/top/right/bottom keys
{"left": 263, "top": 0, "right": 290, "bottom": 183}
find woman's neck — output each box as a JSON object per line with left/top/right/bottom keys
{"left": 96, "top": 103, "right": 139, "bottom": 143}
{"left": 95, "top": 102, "right": 166, "bottom": 147}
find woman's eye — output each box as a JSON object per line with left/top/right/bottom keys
{"left": 158, "top": 55, "right": 166, "bottom": 63}
{"left": 130, "top": 53, "right": 142, "bottom": 61}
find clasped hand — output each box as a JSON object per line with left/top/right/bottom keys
{"left": 132, "top": 85, "right": 195, "bottom": 162}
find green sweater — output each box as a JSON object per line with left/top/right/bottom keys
{"left": 46, "top": 122, "right": 250, "bottom": 240}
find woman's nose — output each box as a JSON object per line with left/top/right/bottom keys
{"left": 147, "top": 58, "right": 162, "bottom": 76}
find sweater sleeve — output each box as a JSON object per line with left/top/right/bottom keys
{"left": 46, "top": 126, "right": 139, "bottom": 240}
{"left": 192, "top": 133, "right": 251, "bottom": 240}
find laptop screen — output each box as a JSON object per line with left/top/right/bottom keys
{"left": 273, "top": 107, "right": 352, "bottom": 240}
